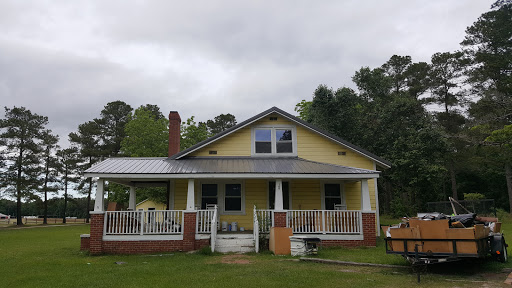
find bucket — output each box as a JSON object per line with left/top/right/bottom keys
{"left": 221, "top": 221, "right": 228, "bottom": 231}
{"left": 240, "top": 227, "right": 245, "bottom": 232}
{"left": 231, "top": 222, "right": 238, "bottom": 232}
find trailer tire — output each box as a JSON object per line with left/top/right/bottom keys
{"left": 499, "top": 239, "right": 508, "bottom": 263}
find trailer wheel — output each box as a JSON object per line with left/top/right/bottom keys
{"left": 499, "top": 239, "right": 508, "bottom": 263}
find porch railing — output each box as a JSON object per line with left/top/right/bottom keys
{"left": 253, "top": 206, "right": 260, "bottom": 253}
{"left": 197, "top": 208, "right": 217, "bottom": 233}
{"left": 287, "top": 210, "right": 362, "bottom": 234}
{"left": 210, "top": 206, "right": 218, "bottom": 252}
{"left": 254, "top": 209, "right": 274, "bottom": 233}
{"left": 104, "top": 210, "right": 183, "bottom": 235}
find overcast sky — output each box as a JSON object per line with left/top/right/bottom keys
{"left": 0, "top": 0, "right": 493, "bottom": 146}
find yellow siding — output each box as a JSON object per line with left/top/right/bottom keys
{"left": 136, "top": 200, "right": 166, "bottom": 211}
{"left": 184, "top": 112, "right": 379, "bottom": 214}
{"left": 174, "top": 179, "right": 188, "bottom": 210}
{"left": 155, "top": 178, "right": 376, "bottom": 231}
{"left": 291, "top": 180, "right": 321, "bottom": 210}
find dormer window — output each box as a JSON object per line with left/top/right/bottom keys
{"left": 252, "top": 126, "right": 297, "bottom": 156}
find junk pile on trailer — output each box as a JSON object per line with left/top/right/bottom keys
{"left": 385, "top": 197, "right": 508, "bottom": 265}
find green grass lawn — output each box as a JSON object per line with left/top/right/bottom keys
{"left": 1, "top": 222, "right": 511, "bottom": 288}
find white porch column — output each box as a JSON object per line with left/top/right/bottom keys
{"left": 361, "top": 179, "right": 371, "bottom": 211}
{"left": 274, "top": 179, "right": 284, "bottom": 211}
{"left": 186, "top": 179, "right": 195, "bottom": 210}
{"left": 94, "top": 178, "right": 104, "bottom": 212}
{"left": 128, "top": 186, "right": 136, "bottom": 210}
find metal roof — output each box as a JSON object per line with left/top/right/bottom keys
{"left": 85, "top": 157, "right": 379, "bottom": 176}
{"left": 170, "top": 106, "right": 392, "bottom": 168}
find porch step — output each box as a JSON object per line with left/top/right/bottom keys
{"left": 215, "top": 233, "right": 255, "bottom": 253}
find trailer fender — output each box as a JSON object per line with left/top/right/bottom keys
{"left": 490, "top": 233, "right": 508, "bottom": 263}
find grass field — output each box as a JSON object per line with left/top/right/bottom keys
{"left": 1, "top": 218, "right": 511, "bottom": 287}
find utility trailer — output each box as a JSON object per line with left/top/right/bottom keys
{"left": 384, "top": 232, "right": 507, "bottom": 265}
{"left": 384, "top": 216, "right": 507, "bottom": 283}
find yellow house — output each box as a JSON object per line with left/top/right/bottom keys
{"left": 84, "top": 107, "right": 390, "bottom": 254}
{"left": 136, "top": 199, "right": 166, "bottom": 211}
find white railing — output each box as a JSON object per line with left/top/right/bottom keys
{"left": 253, "top": 206, "right": 260, "bottom": 252}
{"left": 197, "top": 209, "right": 217, "bottom": 233}
{"left": 210, "top": 206, "right": 218, "bottom": 252}
{"left": 287, "top": 210, "right": 362, "bottom": 234}
{"left": 104, "top": 210, "right": 183, "bottom": 235}
{"left": 254, "top": 209, "right": 274, "bottom": 233}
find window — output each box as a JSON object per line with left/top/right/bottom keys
{"left": 323, "top": 184, "right": 344, "bottom": 210}
{"left": 225, "top": 184, "right": 242, "bottom": 211}
{"left": 276, "top": 129, "right": 293, "bottom": 153}
{"left": 268, "top": 181, "right": 290, "bottom": 209}
{"left": 252, "top": 126, "right": 297, "bottom": 156}
{"left": 200, "top": 182, "right": 245, "bottom": 214}
{"left": 201, "top": 184, "right": 218, "bottom": 209}
{"left": 255, "top": 129, "right": 272, "bottom": 154}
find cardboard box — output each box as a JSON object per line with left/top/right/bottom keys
{"left": 269, "top": 227, "right": 293, "bottom": 255}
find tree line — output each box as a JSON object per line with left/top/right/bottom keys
{"left": 295, "top": 2, "right": 512, "bottom": 216}
{"left": 0, "top": 101, "right": 236, "bottom": 226}
{"left": 1, "top": 2, "right": 509, "bottom": 223}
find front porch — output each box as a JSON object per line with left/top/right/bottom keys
{"left": 82, "top": 204, "right": 376, "bottom": 254}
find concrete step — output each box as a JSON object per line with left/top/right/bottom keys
{"left": 215, "top": 234, "right": 255, "bottom": 253}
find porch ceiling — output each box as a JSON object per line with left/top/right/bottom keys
{"left": 85, "top": 157, "right": 380, "bottom": 180}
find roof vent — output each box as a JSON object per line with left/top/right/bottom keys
{"left": 338, "top": 151, "right": 346, "bottom": 156}
{"left": 270, "top": 117, "right": 278, "bottom": 121}
{"left": 209, "top": 150, "right": 217, "bottom": 155}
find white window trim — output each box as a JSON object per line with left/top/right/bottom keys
{"left": 197, "top": 180, "right": 246, "bottom": 215}
{"left": 251, "top": 125, "right": 298, "bottom": 157}
{"left": 320, "top": 181, "right": 346, "bottom": 210}
{"left": 267, "top": 180, "right": 292, "bottom": 210}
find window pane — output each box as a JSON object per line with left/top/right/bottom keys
{"left": 276, "top": 142, "right": 293, "bottom": 153}
{"left": 225, "top": 198, "right": 241, "bottom": 211}
{"left": 325, "top": 197, "right": 341, "bottom": 210}
{"left": 202, "top": 184, "right": 217, "bottom": 197}
{"left": 255, "top": 129, "right": 271, "bottom": 141}
{"left": 276, "top": 129, "right": 292, "bottom": 141}
{"left": 255, "top": 142, "right": 271, "bottom": 153}
{"left": 201, "top": 198, "right": 217, "bottom": 209}
{"left": 324, "top": 184, "right": 340, "bottom": 197}
{"left": 225, "top": 184, "right": 241, "bottom": 196}
{"left": 269, "top": 181, "right": 289, "bottom": 209}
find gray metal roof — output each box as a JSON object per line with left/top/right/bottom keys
{"left": 170, "top": 106, "right": 392, "bottom": 168}
{"left": 85, "top": 157, "right": 379, "bottom": 176}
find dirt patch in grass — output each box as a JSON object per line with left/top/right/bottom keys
{"left": 220, "top": 254, "right": 252, "bottom": 264}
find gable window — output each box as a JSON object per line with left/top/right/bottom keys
{"left": 252, "top": 126, "right": 297, "bottom": 156}
{"left": 255, "top": 129, "right": 272, "bottom": 153}
{"left": 322, "top": 183, "right": 346, "bottom": 210}
{"left": 225, "top": 184, "right": 242, "bottom": 212}
{"left": 201, "top": 184, "right": 218, "bottom": 209}
{"left": 276, "top": 129, "right": 293, "bottom": 153}
{"left": 268, "top": 181, "right": 290, "bottom": 209}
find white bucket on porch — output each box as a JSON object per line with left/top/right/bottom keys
{"left": 231, "top": 222, "right": 238, "bottom": 232}
{"left": 222, "top": 221, "right": 228, "bottom": 231}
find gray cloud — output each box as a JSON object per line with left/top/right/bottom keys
{"left": 0, "top": 0, "right": 493, "bottom": 146}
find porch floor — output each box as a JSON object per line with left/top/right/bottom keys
{"left": 217, "top": 230, "right": 253, "bottom": 235}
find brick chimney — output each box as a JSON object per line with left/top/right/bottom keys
{"left": 168, "top": 111, "right": 181, "bottom": 157}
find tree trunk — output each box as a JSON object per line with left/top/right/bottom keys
{"left": 63, "top": 170, "right": 68, "bottom": 224}
{"left": 43, "top": 188, "right": 48, "bottom": 225}
{"left": 450, "top": 161, "right": 458, "bottom": 200}
{"left": 16, "top": 146, "right": 23, "bottom": 226}
{"left": 506, "top": 163, "right": 512, "bottom": 213}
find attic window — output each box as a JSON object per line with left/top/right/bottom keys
{"left": 269, "top": 117, "right": 278, "bottom": 121}
{"left": 338, "top": 151, "right": 346, "bottom": 156}
{"left": 209, "top": 150, "right": 217, "bottom": 155}
{"left": 252, "top": 126, "right": 297, "bottom": 156}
